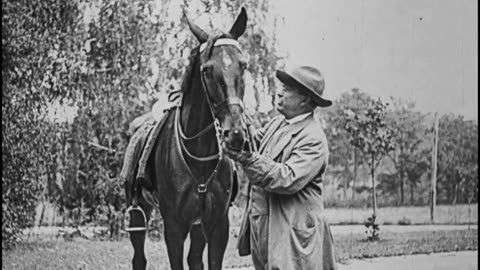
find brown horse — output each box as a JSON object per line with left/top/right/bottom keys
{"left": 127, "top": 8, "right": 248, "bottom": 270}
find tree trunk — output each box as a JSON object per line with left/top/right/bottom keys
{"left": 468, "top": 199, "right": 472, "bottom": 229}
{"left": 400, "top": 178, "right": 404, "bottom": 205}
{"left": 371, "top": 154, "right": 377, "bottom": 217}
{"left": 452, "top": 184, "right": 458, "bottom": 205}
{"left": 52, "top": 204, "right": 56, "bottom": 227}
{"left": 62, "top": 207, "right": 67, "bottom": 226}
{"left": 38, "top": 199, "right": 46, "bottom": 227}
{"left": 467, "top": 192, "right": 474, "bottom": 229}
{"left": 352, "top": 148, "right": 357, "bottom": 201}
{"left": 80, "top": 197, "right": 85, "bottom": 225}
{"left": 410, "top": 183, "right": 415, "bottom": 205}
{"left": 343, "top": 148, "right": 349, "bottom": 199}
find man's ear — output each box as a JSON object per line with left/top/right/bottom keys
{"left": 302, "top": 96, "right": 315, "bottom": 109}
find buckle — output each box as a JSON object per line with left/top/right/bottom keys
{"left": 198, "top": 184, "right": 207, "bottom": 193}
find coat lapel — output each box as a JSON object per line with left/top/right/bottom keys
{"left": 268, "top": 115, "right": 313, "bottom": 160}
{"left": 259, "top": 117, "right": 285, "bottom": 153}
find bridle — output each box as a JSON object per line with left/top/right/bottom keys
{"left": 177, "top": 38, "right": 248, "bottom": 163}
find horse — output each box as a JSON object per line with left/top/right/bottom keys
{"left": 127, "top": 8, "right": 249, "bottom": 270}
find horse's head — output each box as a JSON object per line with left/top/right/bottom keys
{"left": 185, "top": 8, "right": 248, "bottom": 151}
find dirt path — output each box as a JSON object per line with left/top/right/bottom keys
{"left": 337, "top": 251, "right": 478, "bottom": 270}
{"left": 227, "top": 251, "right": 478, "bottom": 270}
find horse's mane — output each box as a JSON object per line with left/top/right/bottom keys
{"left": 179, "top": 32, "right": 233, "bottom": 94}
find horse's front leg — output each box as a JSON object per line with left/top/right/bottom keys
{"left": 129, "top": 230, "right": 147, "bottom": 270}
{"left": 164, "top": 218, "right": 190, "bottom": 270}
{"left": 207, "top": 214, "right": 230, "bottom": 270}
{"left": 187, "top": 224, "right": 207, "bottom": 270}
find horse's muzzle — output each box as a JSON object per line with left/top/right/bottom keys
{"left": 223, "top": 127, "right": 247, "bottom": 151}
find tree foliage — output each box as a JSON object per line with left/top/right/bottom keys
{"left": 60, "top": 0, "right": 161, "bottom": 213}
{"left": 383, "top": 98, "right": 431, "bottom": 205}
{"left": 2, "top": 0, "right": 83, "bottom": 248}
{"left": 325, "top": 92, "right": 478, "bottom": 209}
{"left": 436, "top": 114, "right": 478, "bottom": 204}
{"left": 323, "top": 88, "right": 373, "bottom": 202}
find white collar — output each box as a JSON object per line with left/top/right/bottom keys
{"left": 199, "top": 38, "right": 242, "bottom": 53}
{"left": 285, "top": 112, "right": 312, "bottom": 125}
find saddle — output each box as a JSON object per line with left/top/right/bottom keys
{"left": 120, "top": 92, "right": 181, "bottom": 209}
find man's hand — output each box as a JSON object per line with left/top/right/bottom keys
{"left": 222, "top": 141, "right": 254, "bottom": 165}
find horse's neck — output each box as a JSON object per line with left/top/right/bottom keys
{"left": 180, "top": 77, "right": 218, "bottom": 159}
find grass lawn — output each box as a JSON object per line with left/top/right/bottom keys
{"left": 227, "top": 204, "right": 478, "bottom": 228}
{"left": 333, "top": 229, "right": 478, "bottom": 263}
{"left": 36, "top": 203, "right": 478, "bottom": 227}
{"left": 322, "top": 204, "right": 478, "bottom": 225}
{"left": 3, "top": 229, "right": 477, "bottom": 270}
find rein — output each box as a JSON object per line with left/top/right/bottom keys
{"left": 176, "top": 107, "right": 220, "bottom": 162}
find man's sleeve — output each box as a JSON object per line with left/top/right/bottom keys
{"left": 238, "top": 135, "right": 328, "bottom": 195}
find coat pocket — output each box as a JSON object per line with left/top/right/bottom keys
{"left": 291, "top": 212, "right": 317, "bottom": 253}
{"left": 291, "top": 226, "right": 316, "bottom": 249}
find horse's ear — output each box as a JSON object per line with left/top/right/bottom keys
{"left": 183, "top": 10, "right": 208, "bottom": 43}
{"left": 229, "top": 7, "right": 247, "bottom": 39}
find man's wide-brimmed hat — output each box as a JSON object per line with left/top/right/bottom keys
{"left": 276, "top": 66, "right": 332, "bottom": 107}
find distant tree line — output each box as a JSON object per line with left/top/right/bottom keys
{"left": 322, "top": 88, "right": 478, "bottom": 208}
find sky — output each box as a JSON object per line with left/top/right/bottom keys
{"left": 273, "top": 0, "right": 478, "bottom": 120}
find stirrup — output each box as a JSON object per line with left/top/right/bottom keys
{"left": 124, "top": 205, "right": 147, "bottom": 232}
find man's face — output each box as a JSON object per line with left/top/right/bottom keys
{"left": 276, "top": 84, "right": 307, "bottom": 119}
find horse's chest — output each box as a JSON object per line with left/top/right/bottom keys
{"left": 155, "top": 121, "right": 232, "bottom": 217}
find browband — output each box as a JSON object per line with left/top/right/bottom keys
{"left": 199, "top": 38, "right": 241, "bottom": 53}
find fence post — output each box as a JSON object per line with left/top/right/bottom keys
{"left": 430, "top": 113, "right": 439, "bottom": 222}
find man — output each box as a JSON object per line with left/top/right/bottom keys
{"left": 223, "top": 66, "right": 337, "bottom": 270}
